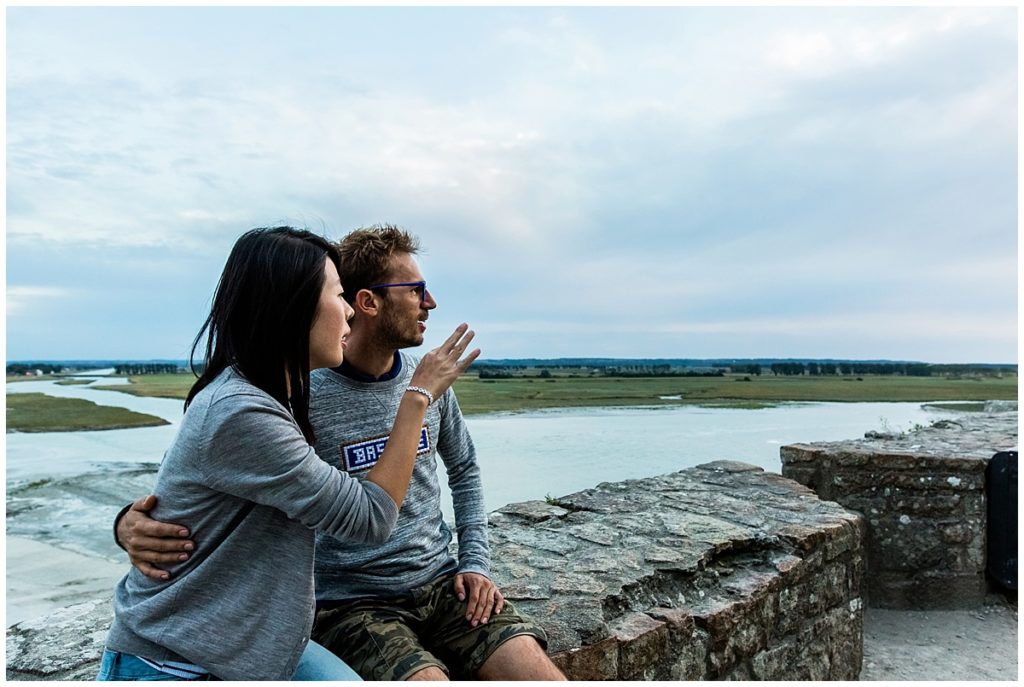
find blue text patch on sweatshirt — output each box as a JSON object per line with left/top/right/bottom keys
{"left": 342, "top": 426, "right": 431, "bottom": 472}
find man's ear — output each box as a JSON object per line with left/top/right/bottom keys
{"left": 353, "top": 289, "right": 381, "bottom": 317}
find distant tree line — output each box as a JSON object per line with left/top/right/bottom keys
{"left": 759, "top": 362, "right": 999, "bottom": 377}
{"left": 604, "top": 368, "right": 725, "bottom": 378}
{"left": 6, "top": 363, "right": 64, "bottom": 375}
{"left": 114, "top": 363, "right": 180, "bottom": 375}
{"left": 477, "top": 366, "right": 727, "bottom": 379}
{"left": 472, "top": 360, "right": 1016, "bottom": 379}
{"left": 478, "top": 368, "right": 516, "bottom": 379}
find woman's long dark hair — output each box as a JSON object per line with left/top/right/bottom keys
{"left": 186, "top": 226, "right": 340, "bottom": 443}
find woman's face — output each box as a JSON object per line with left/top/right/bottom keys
{"left": 309, "top": 257, "right": 354, "bottom": 370}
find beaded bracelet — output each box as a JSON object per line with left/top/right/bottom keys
{"left": 406, "top": 385, "right": 435, "bottom": 405}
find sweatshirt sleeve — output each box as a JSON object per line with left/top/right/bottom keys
{"left": 436, "top": 389, "right": 491, "bottom": 576}
{"left": 197, "top": 391, "right": 399, "bottom": 544}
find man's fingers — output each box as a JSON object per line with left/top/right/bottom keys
{"left": 131, "top": 534, "right": 193, "bottom": 554}
{"left": 138, "top": 520, "right": 191, "bottom": 539}
{"left": 133, "top": 549, "right": 190, "bottom": 565}
{"left": 471, "top": 587, "right": 495, "bottom": 625}
{"left": 453, "top": 575, "right": 467, "bottom": 602}
{"left": 465, "top": 581, "right": 482, "bottom": 621}
{"left": 494, "top": 591, "right": 506, "bottom": 616}
{"left": 133, "top": 560, "right": 171, "bottom": 581}
{"left": 131, "top": 494, "right": 158, "bottom": 513}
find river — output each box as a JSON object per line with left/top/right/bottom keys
{"left": 5, "top": 375, "right": 958, "bottom": 626}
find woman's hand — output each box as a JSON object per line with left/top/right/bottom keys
{"left": 409, "top": 323, "right": 480, "bottom": 400}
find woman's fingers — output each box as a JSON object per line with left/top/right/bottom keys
{"left": 440, "top": 323, "right": 470, "bottom": 351}
{"left": 410, "top": 325, "right": 480, "bottom": 398}
{"left": 450, "top": 329, "right": 476, "bottom": 357}
{"left": 456, "top": 348, "right": 481, "bottom": 371}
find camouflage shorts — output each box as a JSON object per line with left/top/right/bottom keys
{"left": 312, "top": 573, "right": 548, "bottom": 681}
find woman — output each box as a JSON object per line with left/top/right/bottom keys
{"left": 97, "top": 227, "right": 478, "bottom": 681}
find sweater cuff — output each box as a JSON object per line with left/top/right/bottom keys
{"left": 113, "top": 502, "right": 132, "bottom": 551}
{"left": 457, "top": 561, "right": 490, "bottom": 578}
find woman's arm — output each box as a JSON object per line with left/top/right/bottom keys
{"left": 195, "top": 325, "right": 479, "bottom": 540}
{"left": 363, "top": 324, "right": 479, "bottom": 507}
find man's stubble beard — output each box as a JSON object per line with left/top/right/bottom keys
{"left": 377, "top": 302, "right": 425, "bottom": 352}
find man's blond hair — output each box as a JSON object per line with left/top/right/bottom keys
{"left": 335, "top": 224, "right": 421, "bottom": 303}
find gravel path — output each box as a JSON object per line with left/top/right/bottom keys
{"left": 861, "top": 593, "right": 1018, "bottom": 681}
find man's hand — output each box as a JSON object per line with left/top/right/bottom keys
{"left": 453, "top": 572, "right": 505, "bottom": 627}
{"left": 116, "top": 495, "right": 194, "bottom": 581}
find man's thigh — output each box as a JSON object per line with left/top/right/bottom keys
{"left": 419, "top": 575, "right": 549, "bottom": 680}
{"left": 314, "top": 601, "right": 447, "bottom": 681}
{"left": 313, "top": 575, "right": 550, "bottom": 681}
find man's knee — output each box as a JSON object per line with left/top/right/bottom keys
{"left": 406, "top": 665, "right": 449, "bottom": 681}
{"left": 477, "top": 635, "right": 566, "bottom": 680}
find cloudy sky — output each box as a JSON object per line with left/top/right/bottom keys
{"left": 5, "top": 5, "right": 1018, "bottom": 363}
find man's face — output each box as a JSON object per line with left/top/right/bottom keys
{"left": 375, "top": 252, "right": 437, "bottom": 350}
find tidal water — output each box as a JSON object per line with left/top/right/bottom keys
{"left": 442, "top": 401, "right": 956, "bottom": 521}
{"left": 5, "top": 376, "right": 958, "bottom": 625}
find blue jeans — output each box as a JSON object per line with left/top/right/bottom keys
{"left": 96, "top": 642, "right": 362, "bottom": 681}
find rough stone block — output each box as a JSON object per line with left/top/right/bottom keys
{"left": 608, "top": 612, "right": 669, "bottom": 680}
{"left": 6, "top": 599, "right": 111, "bottom": 681}
{"left": 550, "top": 637, "right": 618, "bottom": 680}
{"left": 782, "top": 409, "right": 1016, "bottom": 611}
{"left": 669, "top": 635, "right": 708, "bottom": 680}
{"left": 496, "top": 500, "right": 570, "bottom": 522}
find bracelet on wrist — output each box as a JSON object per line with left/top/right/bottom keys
{"left": 406, "top": 385, "right": 435, "bottom": 405}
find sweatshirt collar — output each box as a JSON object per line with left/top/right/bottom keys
{"left": 332, "top": 351, "right": 403, "bottom": 382}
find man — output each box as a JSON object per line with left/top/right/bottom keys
{"left": 117, "top": 225, "right": 565, "bottom": 681}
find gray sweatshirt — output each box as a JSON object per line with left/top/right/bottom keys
{"left": 310, "top": 352, "right": 489, "bottom": 602}
{"left": 105, "top": 367, "right": 399, "bottom": 680}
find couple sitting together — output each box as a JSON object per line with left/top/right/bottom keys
{"left": 99, "top": 224, "right": 566, "bottom": 681}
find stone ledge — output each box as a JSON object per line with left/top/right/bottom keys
{"left": 489, "top": 460, "right": 865, "bottom": 679}
{"left": 7, "top": 461, "right": 866, "bottom": 681}
{"left": 782, "top": 409, "right": 1018, "bottom": 610}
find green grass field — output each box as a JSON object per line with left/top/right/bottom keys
{"left": 452, "top": 373, "right": 1018, "bottom": 414}
{"left": 93, "top": 374, "right": 195, "bottom": 400}
{"left": 92, "top": 372, "right": 1018, "bottom": 415}
{"left": 6, "top": 393, "right": 171, "bottom": 433}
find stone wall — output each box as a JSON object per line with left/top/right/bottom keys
{"left": 7, "top": 461, "right": 866, "bottom": 680}
{"left": 781, "top": 406, "right": 1017, "bottom": 610}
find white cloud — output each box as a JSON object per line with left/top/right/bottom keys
{"left": 649, "top": 312, "right": 1017, "bottom": 340}
{"left": 7, "top": 286, "right": 70, "bottom": 315}
{"left": 5, "top": 6, "right": 1017, "bottom": 361}
{"left": 770, "top": 31, "right": 835, "bottom": 72}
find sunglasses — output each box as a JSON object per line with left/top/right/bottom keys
{"left": 366, "top": 280, "right": 428, "bottom": 304}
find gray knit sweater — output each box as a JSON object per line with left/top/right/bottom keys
{"left": 105, "top": 367, "right": 399, "bottom": 680}
{"left": 310, "top": 352, "right": 490, "bottom": 602}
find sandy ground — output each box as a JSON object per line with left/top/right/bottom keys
{"left": 861, "top": 592, "right": 1019, "bottom": 681}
